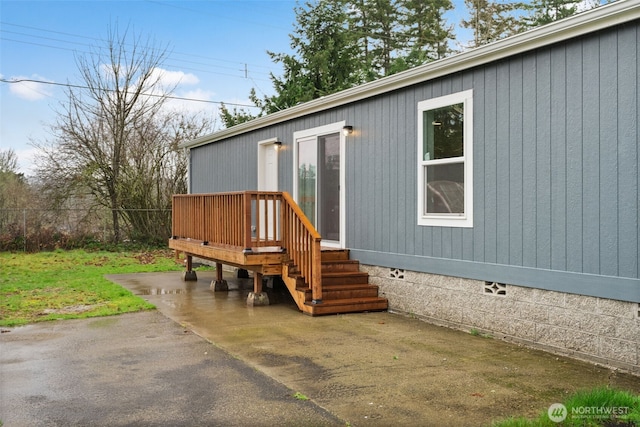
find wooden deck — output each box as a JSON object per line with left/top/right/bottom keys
{"left": 169, "top": 238, "right": 287, "bottom": 276}
{"left": 170, "top": 191, "right": 387, "bottom": 316}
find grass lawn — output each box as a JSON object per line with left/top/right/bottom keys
{"left": 490, "top": 387, "right": 640, "bottom": 427}
{"left": 0, "top": 248, "right": 187, "bottom": 327}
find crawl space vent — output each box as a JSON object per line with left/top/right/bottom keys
{"left": 484, "top": 281, "right": 507, "bottom": 296}
{"left": 389, "top": 268, "right": 405, "bottom": 280}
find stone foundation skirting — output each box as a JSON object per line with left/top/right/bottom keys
{"left": 362, "top": 265, "right": 640, "bottom": 375}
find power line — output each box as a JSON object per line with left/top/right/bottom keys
{"left": 0, "top": 21, "right": 278, "bottom": 73}
{"left": 0, "top": 30, "right": 272, "bottom": 77}
{"left": 1, "top": 28, "right": 271, "bottom": 75}
{"left": 0, "top": 35, "right": 271, "bottom": 82}
{"left": 0, "top": 78, "right": 259, "bottom": 108}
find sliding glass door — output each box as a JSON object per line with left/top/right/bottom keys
{"left": 296, "top": 131, "right": 342, "bottom": 245}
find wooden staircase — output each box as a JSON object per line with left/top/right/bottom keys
{"left": 282, "top": 249, "right": 388, "bottom": 316}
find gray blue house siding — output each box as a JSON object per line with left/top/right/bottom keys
{"left": 347, "top": 25, "right": 640, "bottom": 302}
{"left": 350, "top": 21, "right": 639, "bottom": 303}
{"left": 190, "top": 19, "right": 639, "bottom": 304}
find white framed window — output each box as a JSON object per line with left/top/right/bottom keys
{"left": 417, "top": 90, "right": 473, "bottom": 227}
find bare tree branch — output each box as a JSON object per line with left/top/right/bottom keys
{"left": 33, "top": 23, "right": 213, "bottom": 244}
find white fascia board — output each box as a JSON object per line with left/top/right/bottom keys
{"left": 181, "top": 0, "right": 640, "bottom": 150}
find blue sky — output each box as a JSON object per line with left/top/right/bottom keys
{"left": 1, "top": 0, "right": 471, "bottom": 174}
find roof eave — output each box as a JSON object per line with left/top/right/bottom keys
{"left": 181, "top": 0, "right": 640, "bottom": 150}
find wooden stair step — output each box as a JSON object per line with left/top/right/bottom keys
{"left": 321, "top": 259, "right": 361, "bottom": 273}
{"left": 322, "top": 271, "right": 369, "bottom": 286}
{"left": 320, "top": 249, "right": 350, "bottom": 262}
{"left": 304, "top": 296, "right": 388, "bottom": 316}
{"left": 288, "top": 271, "right": 369, "bottom": 286}
{"left": 296, "top": 283, "right": 376, "bottom": 291}
{"left": 298, "top": 284, "right": 381, "bottom": 301}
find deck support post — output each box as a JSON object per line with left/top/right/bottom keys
{"left": 247, "top": 272, "right": 269, "bottom": 306}
{"left": 182, "top": 254, "right": 197, "bottom": 281}
{"left": 211, "top": 262, "right": 229, "bottom": 291}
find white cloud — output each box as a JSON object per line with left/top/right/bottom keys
{"left": 181, "top": 88, "right": 216, "bottom": 101}
{"left": 151, "top": 67, "right": 199, "bottom": 88}
{"left": 100, "top": 65, "right": 199, "bottom": 93}
{"left": 8, "top": 74, "right": 54, "bottom": 101}
{"left": 164, "top": 88, "right": 216, "bottom": 115}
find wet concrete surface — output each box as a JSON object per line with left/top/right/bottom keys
{"left": 3, "top": 270, "right": 639, "bottom": 426}
{"left": 0, "top": 308, "right": 341, "bottom": 427}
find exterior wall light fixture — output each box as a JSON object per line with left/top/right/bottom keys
{"left": 342, "top": 125, "right": 353, "bottom": 136}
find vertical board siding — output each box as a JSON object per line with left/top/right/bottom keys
{"left": 550, "top": 45, "right": 568, "bottom": 272}
{"left": 582, "top": 36, "right": 601, "bottom": 275}
{"left": 484, "top": 65, "right": 499, "bottom": 265}
{"left": 617, "top": 24, "right": 639, "bottom": 279}
{"left": 509, "top": 57, "right": 524, "bottom": 267}
{"left": 404, "top": 88, "right": 418, "bottom": 256}
{"left": 565, "top": 40, "right": 584, "bottom": 274}
{"left": 375, "top": 96, "right": 385, "bottom": 252}
{"left": 391, "top": 93, "right": 402, "bottom": 255}
{"left": 472, "top": 69, "right": 486, "bottom": 263}
{"left": 189, "top": 22, "right": 639, "bottom": 282}
{"left": 599, "top": 30, "right": 620, "bottom": 277}
{"left": 521, "top": 52, "right": 538, "bottom": 269}
{"left": 461, "top": 71, "right": 477, "bottom": 263}
{"left": 536, "top": 48, "right": 552, "bottom": 271}
{"left": 496, "top": 61, "right": 511, "bottom": 266}
{"left": 450, "top": 75, "right": 466, "bottom": 261}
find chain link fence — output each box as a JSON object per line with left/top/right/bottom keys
{"left": 0, "top": 208, "right": 172, "bottom": 252}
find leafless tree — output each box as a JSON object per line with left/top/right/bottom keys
{"left": 34, "top": 25, "right": 213, "bottom": 243}
{"left": 119, "top": 111, "right": 213, "bottom": 243}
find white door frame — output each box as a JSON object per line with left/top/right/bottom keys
{"left": 293, "top": 121, "right": 346, "bottom": 249}
{"left": 257, "top": 138, "right": 280, "bottom": 241}
{"left": 257, "top": 137, "right": 279, "bottom": 191}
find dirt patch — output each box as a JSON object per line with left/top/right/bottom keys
{"left": 84, "top": 256, "right": 110, "bottom": 267}
{"left": 134, "top": 252, "right": 157, "bottom": 265}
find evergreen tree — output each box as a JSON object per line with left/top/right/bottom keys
{"left": 218, "top": 100, "right": 257, "bottom": 128}
{"left": 462, "top": 0, "right": 524, "bottom": 47}
{"left": 347, "top": 0, "right": 404, "bottom": 79}
{"left": 523, "top": 0, "right": 583, "bottom": 27}
{"left": 255, "top": 0, "right": 359, "bottom": 114}
{"left": 396, "top": 0, "right": 454, "bottom": 69}
{"left": 366, "top": 0, "right": 402, "bottom": 77}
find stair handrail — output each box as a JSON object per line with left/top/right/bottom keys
{"left": 280, "top": 191, "right": 323, "bottom": 303}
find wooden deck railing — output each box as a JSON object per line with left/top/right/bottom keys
{"left": 280, "top": 192, "right": 322, "bottom": 303}
{"left": 171, "top": 191, "right": 323, "bottom": 302}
